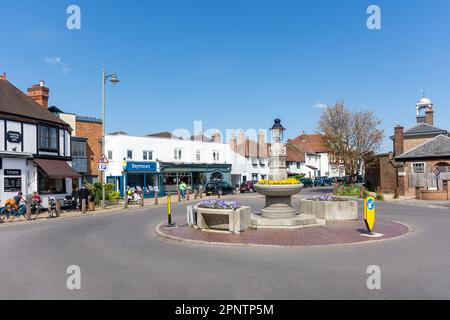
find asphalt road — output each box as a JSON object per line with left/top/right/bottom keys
{"left": 1, "top": 187, "right": 450, "bottom": 299}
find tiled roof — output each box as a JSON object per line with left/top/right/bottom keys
{"left": 286, "top": 143, "right": 305, "bottom": 162}
{"left": 396, "top": 135, "right": 450, "bottom": 159}
{"left": 404, "top": 123, "right": 447, "bottom": 136}
{"left": 0, "top": 79, "right": 68, "bottom": 126}
{"left": 289, "top": 133, "right": 326, "bottom": 153}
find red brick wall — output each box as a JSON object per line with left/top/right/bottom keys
{"left": 76, "top": 120, "right": 102, "bottom": 178}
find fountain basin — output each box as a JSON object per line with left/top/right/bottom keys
{"left": 254, "top": 184, "right": 304, "bottom": 197}
{"left": 254, "top": 184, "right": 304, "bottom": 219}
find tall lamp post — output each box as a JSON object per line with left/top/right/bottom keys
{"left": 101, "top": 69, "right": 120, "bottom": 209}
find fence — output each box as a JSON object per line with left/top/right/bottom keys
{"left": 409, "top": 172, "right": 450, "bottom": 190}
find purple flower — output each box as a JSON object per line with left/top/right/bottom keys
{"left": 197, "top": 199, "right": 241, "bottom": 210}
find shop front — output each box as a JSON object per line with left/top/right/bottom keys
{"left": 160, "top": 162, "right": 232, "bottom": 194}
{"left": 117, "top": 161, "right": 163, "bottom": 198}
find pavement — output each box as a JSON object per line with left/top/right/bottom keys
{"left": 0, "top": 187, "right": 450, "bottom": 299}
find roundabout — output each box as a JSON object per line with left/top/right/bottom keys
{"left": 157, "top": 218, "right": 410, "bottom": 247}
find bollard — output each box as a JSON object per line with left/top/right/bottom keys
{"left": 194, "top": 190, "right": 198, "bottom": 200}
{"left": 56, "top": 200, "right": 61, "bottom": 218}
{"left": 26, "top": 203, "right": 32, "bottom": 221}
{"left": 82, "top": 199, "right": 87, "bottom": 214}
{"left": 154, "top": 191, "right": 159, "bottom": 205}
{"left": 123, "top": 194, "right": 128, "bottom": 209}
{"left": 199, "top": 186, "right": 203, "bottom": 199}
{"left": 165, "top": 195, "right": 176, "bottom": 227}
{"left": 141, "top": 191, "right": 144, "bottom": 207}
{"left": 187, "top": 189, "right": 190, "bottom": 201}
{"left": 177, "top": 190, "right": 181, "bottom": 202}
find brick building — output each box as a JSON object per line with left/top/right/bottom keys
{"left": 48, "top": 107, "right": 103, "bottom": 187}
{"left": 365, "top": 96, "right": 450, "bottom": 196}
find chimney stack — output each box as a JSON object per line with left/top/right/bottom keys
{"left": 245, "top": 138, "right": 250, "bottom": 158}
{"left": 425, "top": 109, "right": 434, "bottom": 126}
{"left": 394, "top": 125, "right": 404, "bottom": 157}
{"left": 212, "top": 132, "right": 221, "bottom": 143}
{"left": 230, "top": 133, "right": 237, "bottom": 152}
{"left": 257, "top": 131, "right": 266, "bottom": 158}
{"left": 27, "top": 81, "right": 49, "bottom": 108}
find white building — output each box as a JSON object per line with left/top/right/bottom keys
{"left": 105, "top": 131, "right": 257, "bottom": 196}
{"left": 0, "top": 78, "right": 79, "bottom": 207}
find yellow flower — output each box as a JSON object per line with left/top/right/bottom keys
{"left": 257, "top": 178, "right": 300, "bottom": 185}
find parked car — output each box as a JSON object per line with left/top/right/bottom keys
{"left": 300, "top": 178, "right": 314, "bottom": 188}
{"left": 239, "top": 181, "right": 257, "bottom": 193}
{"left": 205, "top": 180, "right": 236, "bottom": 196}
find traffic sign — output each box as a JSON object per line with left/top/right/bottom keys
{"left": 434, "top": 168, "right": 440, "bottom": 177}
{"left": 98, "top": 154, "right": 109, "bottom": 164}
{"left": 364, "top": 196, "right": 376, "bottom": 234}
{"left": 97, "top": 163, "right": 108, "bottom": 171}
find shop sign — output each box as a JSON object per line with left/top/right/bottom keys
{"left": 4, "top": 177, "right": 22, "bottom": 192}
{"left": 4, "top": 169, "right": 21, "bottom": 176}
{"left": 126, "top": 162, "right": 157, "bottom": 172}
{"left": 6, "top": 131, "right": 22, "bottom": 144}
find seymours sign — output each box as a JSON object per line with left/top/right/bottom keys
{"left": 125, "top": 161, "right": 157, "bottom": 172}
{"left": 6, "top": 131, "right": 22, "bottom": 144}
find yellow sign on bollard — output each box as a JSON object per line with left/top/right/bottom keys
{"left": 364, "top": 196, "right": 376, "bottom": 234}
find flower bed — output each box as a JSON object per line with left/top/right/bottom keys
{"left": 304, "top": 195, "right": 347, "bottom": 202}
{"left": 257, "top": 178, "right": 301, "bottom": 185}
{"left": 197, "top": 200, "right": 241, "bottom": 210}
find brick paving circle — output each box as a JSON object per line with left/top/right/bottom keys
{"left": 158, "top": 219, "right": 410, "bottom": 247}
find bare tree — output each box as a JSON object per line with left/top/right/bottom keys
{"left": 318, "top": 101, "right": 384, "bottom": 178}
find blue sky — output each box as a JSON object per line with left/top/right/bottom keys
{"left": 1, "top": 0, "right": 450, "bottom": 151}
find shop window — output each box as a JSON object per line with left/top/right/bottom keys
{"left": 37, "top": 168, "right": 66, "bottom": 194}
{"left": 412, "top": 162, "right": 425, "bottom": 174}
{"left": 39, "top": 125, "right": 58, "bottom": 151}
{"left": 127, "top": 150, "right": 133, "bottom": 160}
{"left": 143, "top": 150, "right": 153, "bottom": 161}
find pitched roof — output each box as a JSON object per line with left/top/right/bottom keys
{"left": 146, "top": 131, "right": 181, "bottom": 139}
{"left": 404, "top": 123, "right": 447, "bottom": 135}
{"left": 396, "top": 135, "right": 450, "bottom": 160}
{"left": 390, "top": 123, "right": 447, "bottom": 140}
{"left": 286, "top": 143, "right": 305, "bottom": 162}
{"left": 289, "top": 133, "right": 326, "bottom": 153}
{"left": 0, "top": 79, "right": 68, "bottom": 126}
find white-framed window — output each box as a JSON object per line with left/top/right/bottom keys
{"left": 213, "top": 151, "right": 220, "bottom": 161}
{"left": 196, "top": 150, "right": 201, "bottom": 161}
{"left": 412, "top": 162, "right": 426, "bottom": 173}
{"left": 297, "top": 162, "right": 301, "bottom": 169}
{"left": 107, "top": 150, "right": 113, "bottom": 160}
{"left": 174, "top": 148, "right": 182, "bottom": 160}
{"left": 143, "top": 150, "right": 153, "bottom": 161}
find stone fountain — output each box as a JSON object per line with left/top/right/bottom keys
{"left": 251, "top": 119, "right": 318, "bottom": 228}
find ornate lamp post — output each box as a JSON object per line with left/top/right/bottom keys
{"left": 269, "top": 118, "right": 287, "bottom": 181}
{"left": 101, "top": 69, "right": 120, "bottom": 209}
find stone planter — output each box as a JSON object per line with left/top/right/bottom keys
{"left": 300, "top": 199, "right": 358, "bottom": 221}
{"left": 194, "top": 205, "right": 251, "bottom": 234}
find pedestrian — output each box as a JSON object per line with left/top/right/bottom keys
{"left": 179, "top": 181, "right": 187, "bottom": 200}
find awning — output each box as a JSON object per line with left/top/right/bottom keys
{"left": 34, "top": 159, "right": 81, "bottom": 178}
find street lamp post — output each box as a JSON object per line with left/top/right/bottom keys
{"left": 101, "top": 69, "right": 120, "bottom": 209}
